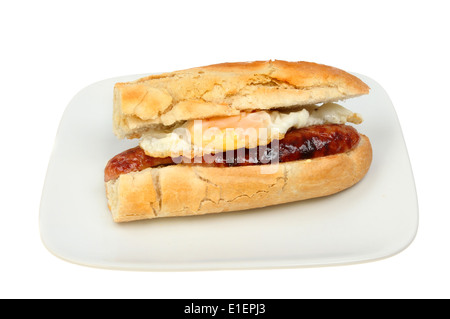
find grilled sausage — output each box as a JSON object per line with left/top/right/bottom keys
{"left": 104, "top": 124, "right": 360, "bottom": 182}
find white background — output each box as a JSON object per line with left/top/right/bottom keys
{"left": 1, "top": 0, "right": 448, "bottom": 299}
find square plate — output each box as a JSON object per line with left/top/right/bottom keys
{"left": 39, "top": 73, "right": 418, "bottom": 271}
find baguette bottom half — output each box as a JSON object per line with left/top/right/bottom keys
{"left": 105, "top": 135, "right": 372, "bottom": 222}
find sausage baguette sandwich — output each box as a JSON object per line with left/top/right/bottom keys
{"left": 104, "top": 60, "right": 372, "bottom": 222}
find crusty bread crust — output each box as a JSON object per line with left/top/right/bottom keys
{"left": 113, "top": 60, "right": 370, "bottom": 139}
{"left": 105, "top": 135, "right": 372, "bottom": 223}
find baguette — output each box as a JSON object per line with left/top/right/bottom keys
{"left": 105, "top": 60, "right": 372, "bottom": 222}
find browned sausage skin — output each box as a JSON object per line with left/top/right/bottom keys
{"left": 104, "top": 147, "right": 173, "bottom": 183}
{"left": 104, "top": 124, "right": 360, "bottom": 182}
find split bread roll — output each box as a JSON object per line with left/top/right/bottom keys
{"left": 105, "top": 60, "right": 373, "bottom": 222}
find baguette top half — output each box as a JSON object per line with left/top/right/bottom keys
{"left": 113, "top": 60, "right": 370, "bottom": 139}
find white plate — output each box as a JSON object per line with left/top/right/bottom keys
{"left": 39, "top": 73, "right": 418, "bottom": 271}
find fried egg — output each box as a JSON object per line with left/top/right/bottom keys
{"left": 139, "top": 103, "right": 363, "bottom": 158}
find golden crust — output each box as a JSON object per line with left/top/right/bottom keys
{"left": 113, "top": 60, "right": 370, "bottom": 138}
{"left": 105, "top": 135, "right": 372, "bottom": 222}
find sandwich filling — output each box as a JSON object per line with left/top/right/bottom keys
{"left": 105, "top": 102, "right": 363, "bottom": 182}
{"left": 104, "top": 124, "right": 361, "bottom": 182}
{"left": 138, "top": 102, "right": 362, "bottom": 159}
